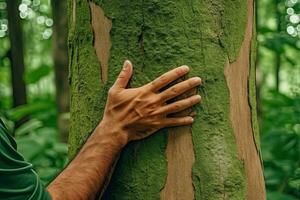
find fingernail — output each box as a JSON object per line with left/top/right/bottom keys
{"left": 190, "top": 117, "right": 194, "bottom": 123}
{"left": 194, "top": 95, "right": 201, "bottom": 101}
{"left": 192, "top": 77, "right": 202, "bottom": 84}
{"left": 124, "top": 60, "right": 131, "bottom": 69}
{"left": 182, "top": 65, "right": 189, "bottom": 72}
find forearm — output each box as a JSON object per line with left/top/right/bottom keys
{"left": 47, "top": 121, "right": 126, "bottom": 200}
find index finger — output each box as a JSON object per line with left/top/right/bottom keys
{"left": 148, "top": 65, "right": 190, "bottom": 91}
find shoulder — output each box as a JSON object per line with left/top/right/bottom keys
{"left": 0, "top": 119, "right": 17, "bottom": 149}
{"left": 0, "top": 119, "right": 52, "bottom": 200}
{"left": 0, "top": 119, "right": 22, "bottom": 166}
{"left": 0, "top": 119, "right": 32, "bottom": 172}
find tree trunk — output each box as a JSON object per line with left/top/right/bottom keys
{"left": 6, "top": 0, "right": 27, "bottom": 128}
{"left": 68, "top": 0, "right": 266, "bottom": 199}
{"left": 275, "top": 0, "right": 281, "bottom": 92}
{"left": 6, "top": 0, "right": 27, "bottom": 108}
{"left": 51, "top": 0, "right": 70, "bottom": 142}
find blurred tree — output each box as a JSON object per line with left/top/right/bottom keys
{"left": 6, "top": 0, "right": 27, "bottom": 109}
{"left": 51, "top": 0, "right": 69, "bottom": 142}
{"left": 275, "top": 0, "right": 282, "bottom": 91}
{"left": 6, "top": 0, "right": 28, "bottom": 128}
{"left": 258, "top": 0, "right": 300, "bottom": 94}
{"left": 0, "top": 0, "right": 69, "bottom": 185}
{"left": 68, "top": 0, "right": 265, "bottom": 199}
{"left": 257, "top": 0, "right": 300, "bottom": 199}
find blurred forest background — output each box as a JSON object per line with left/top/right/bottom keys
{"left": 0, "top": 0, "right": 299, "bottom": 199}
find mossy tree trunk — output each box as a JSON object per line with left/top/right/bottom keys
{"left": 68, "top": 0, "right": 266, "bottom": 199}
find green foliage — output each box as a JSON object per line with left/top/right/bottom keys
{"left": 15, "top": 123, "right": 68, "bottom": 184}
{"left": 25, "top": 65, "right": 52, "bottom": 84}
{"left": 1, "top": 99, "right": 68, "bottom": 184}
{"left": 261, "top": 90, "right": 300, "bottom": 199}
{"left": 6, "top": 100, "right": 55, "bottom": 121}
{"left": 0, "top": 0, "right": 68, "bottom": 185}
{"left": 258, "top": 0, "right": 300, "bottom": 199}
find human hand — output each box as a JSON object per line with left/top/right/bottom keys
{"left": 100, "top": 60, "right": 201, "bottom": 146}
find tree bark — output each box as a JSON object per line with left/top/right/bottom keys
{"left": 51, "top": 0, "right": 70, "bottom": 142}
{"left": 6, "top": 0, "right": 27, "bottom": 108}
{"left": 68, "top": 0, "right": 266, "bottom": 199}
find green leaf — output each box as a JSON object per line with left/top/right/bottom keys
{"left": 15, "top": 119, "right": 43, "bottom": 136}
{"left": 7, "top": 102, "right": 53, "bottom": 121}
{"left": 16, "top": 136, "right": 45, "bottom": 161}
{"left": 25, "top": 66, "right": 52, "bottom": 84}
{"left": 288, "top": 168, "right": 300, "bottom": 190}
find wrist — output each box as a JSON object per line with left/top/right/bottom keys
{"left": 95, "top": 119, "right": 128, "bottom": 148}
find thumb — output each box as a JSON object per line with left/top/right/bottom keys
{"left": 113, "top": 60, "right": 133, "bottom": 89}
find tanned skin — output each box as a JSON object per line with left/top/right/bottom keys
{"left": 47, "top": 60, "right": 202, "bottom": 200}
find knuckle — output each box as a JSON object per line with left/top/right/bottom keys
{"left": 150, "top": 81, "right": 156, "bottom": 86}
{"left": 189, "top": 98, "right": 195, "bottom": 104}
{"left": 166, "top": 87, "right": 178, "bottom": 97}
{"left": 150, "top": 80, "right": 158, "bottom": 89}
{"left": 187, "top": 80, "right": 194, "bottom": 87}
{"left": 153, "top": 95, "right": 162, "bottom": 104}
{"left": 170, "top": 87, "right": 178, "bottom": 94}
{"left": 156, "top": 94, "right": 163, "bottom": 102}
{"left": 160, "top": 75, "right": 167, "bottom": 81}
{"left": 118, "top": 74, "right": 126, "bottom": 79}
{"left": 172, "top": 120, "right": 178, "bottom": 125}
{"left": 159, "top": 75, "right": 168, "bottom": 85}
{"left": 152, "top": 120, "right": 162, "bottom": 127}
{"left": 143, "top": 83, "right": 152, "bottom": 91}
{"left": 174, "top": 104, "right": 181, "bottom": 110}
{"left": 108, "top": 88, "right": 116, "bottom": 96}
{"left": 175, "top": 68, "right": 184, "bottom": 76}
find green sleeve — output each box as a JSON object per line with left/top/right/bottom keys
{"left": 0, "top": 120, "right": 52, "bottom": 200}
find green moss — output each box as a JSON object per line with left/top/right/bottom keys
{"left": 95, "top": 1, "right": 170, "bottom": 199}
{"left": 68, "top": 0, "right": 254, "bottom": 199}
{"left": 221, "top": 0, "right": 248, "bottom": 62}
{"left": 68, "top": 0, "right": 104, "bottom": 157}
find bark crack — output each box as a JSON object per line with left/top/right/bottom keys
{"left": 89, "top": 2, "right": 112, "bottom": 83}
{"left": 223, "top": 0, "right": 266, "bottom": 199}
{"left": 160, "top": 78, "right": 196, "bottom": 200}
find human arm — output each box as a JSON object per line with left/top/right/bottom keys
{"left": 47, "top": 60, "right": 202, "bottom": 200}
